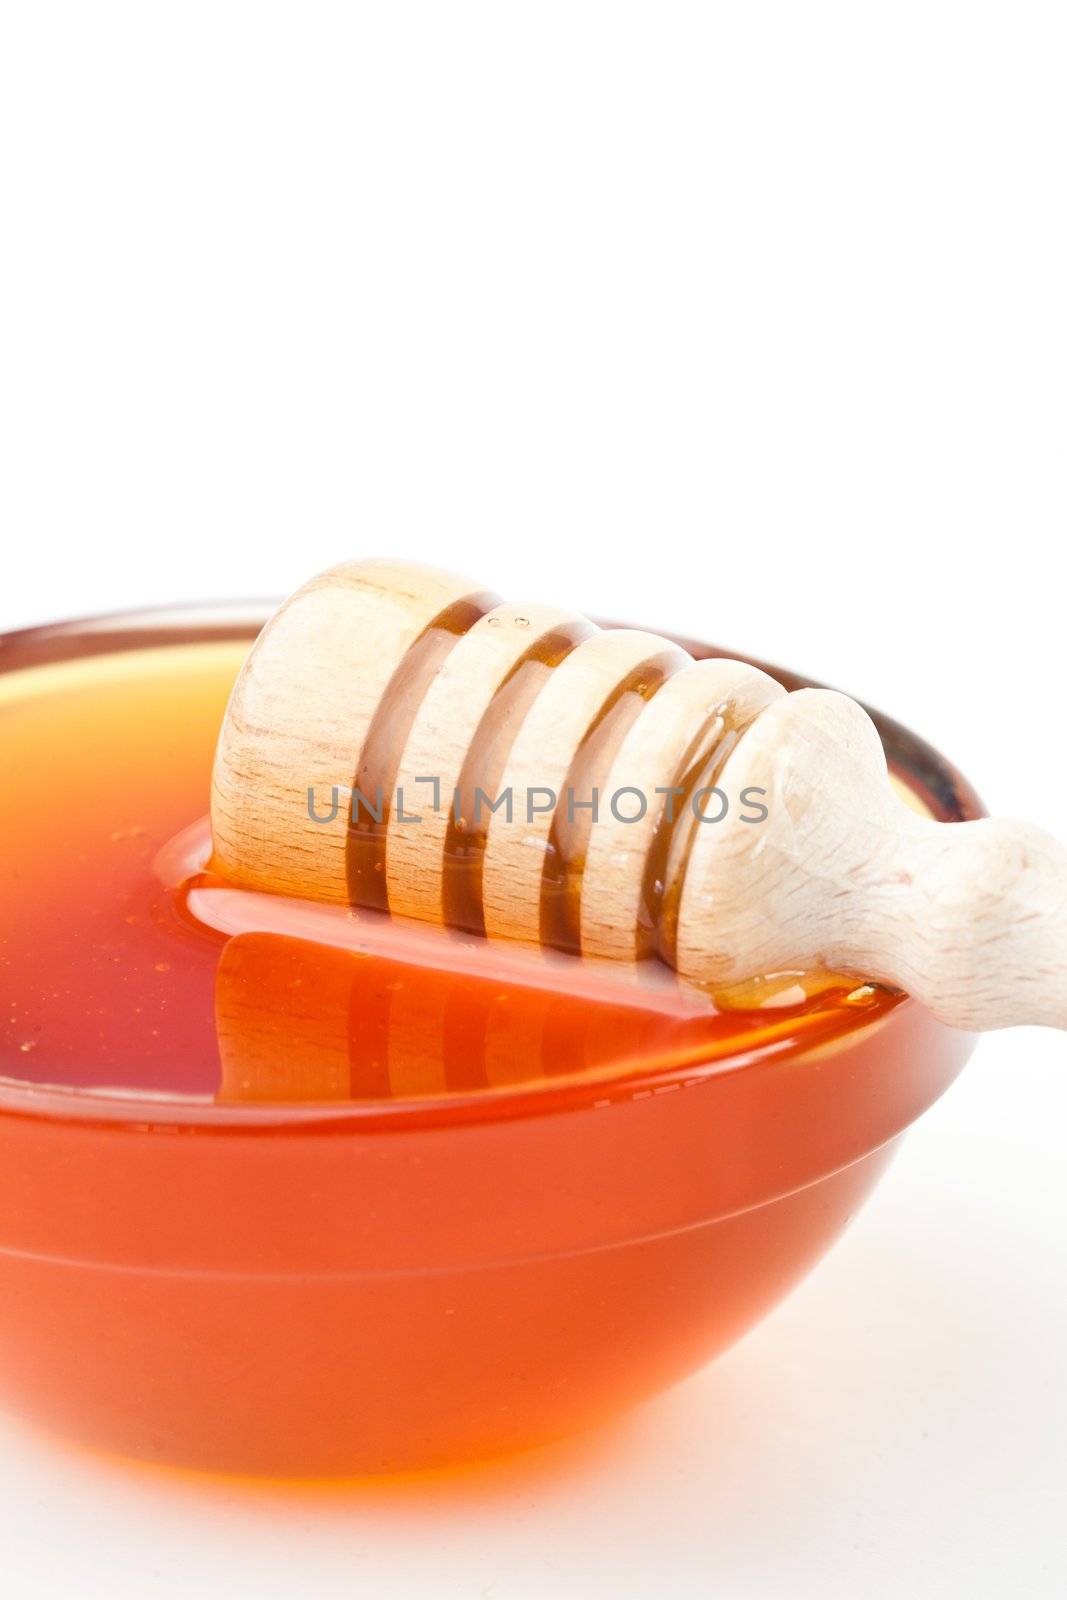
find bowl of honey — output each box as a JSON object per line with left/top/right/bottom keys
{"left": 0, "top": 605, "right": 981, "bottom": 1476}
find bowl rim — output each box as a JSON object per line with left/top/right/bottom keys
{"left": 0, "top": 601, "right": 986, "bottom": 1132}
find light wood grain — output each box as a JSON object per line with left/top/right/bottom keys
{"left": 386, "top": 600, "right": 581, "bottom": 923}
{"left": 580, "top": 658, "right": 784, "bottom": 961}
{"left": 678, "top": 688, "right": 1067, "bottom": 1031}
{"left": 211, "top": 559, "right": 1067, "bottom": 1032}
{"left": 211, "top": 559, "right": 479, "bottom": 900}
{"left": 480, "top": 628, "right": 682, "bottom": 945}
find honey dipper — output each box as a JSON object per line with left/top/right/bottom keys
{"left": 211, "top": 559, "right": 1067, "bottom": 1032}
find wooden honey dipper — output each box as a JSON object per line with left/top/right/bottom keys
{"left": 211, "top": 558, "right": 1067, "bottom": 1033}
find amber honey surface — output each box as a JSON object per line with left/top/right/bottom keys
{"left": 0, "top": 636, "right": 898, "bottom": 1107}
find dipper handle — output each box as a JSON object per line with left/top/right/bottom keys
{"left": 679, "top": 688, "right": 1067, "bottom": 1032}
{"left": 211, "top": 559, "right": 1067, "bottom": 1033}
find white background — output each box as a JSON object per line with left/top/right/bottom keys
{"left": 1, "top": 4, "right": 1064, "bottom": 1595}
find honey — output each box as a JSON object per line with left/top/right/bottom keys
{"left": 0, "top": 609, "right": 976, "bottom": 1475}
{"left": 1, "top": 631, "right": 896, "bottom": 1107}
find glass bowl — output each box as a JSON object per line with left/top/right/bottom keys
{"left": 0, "top": 605, "right": 982, "bottom": 1475}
